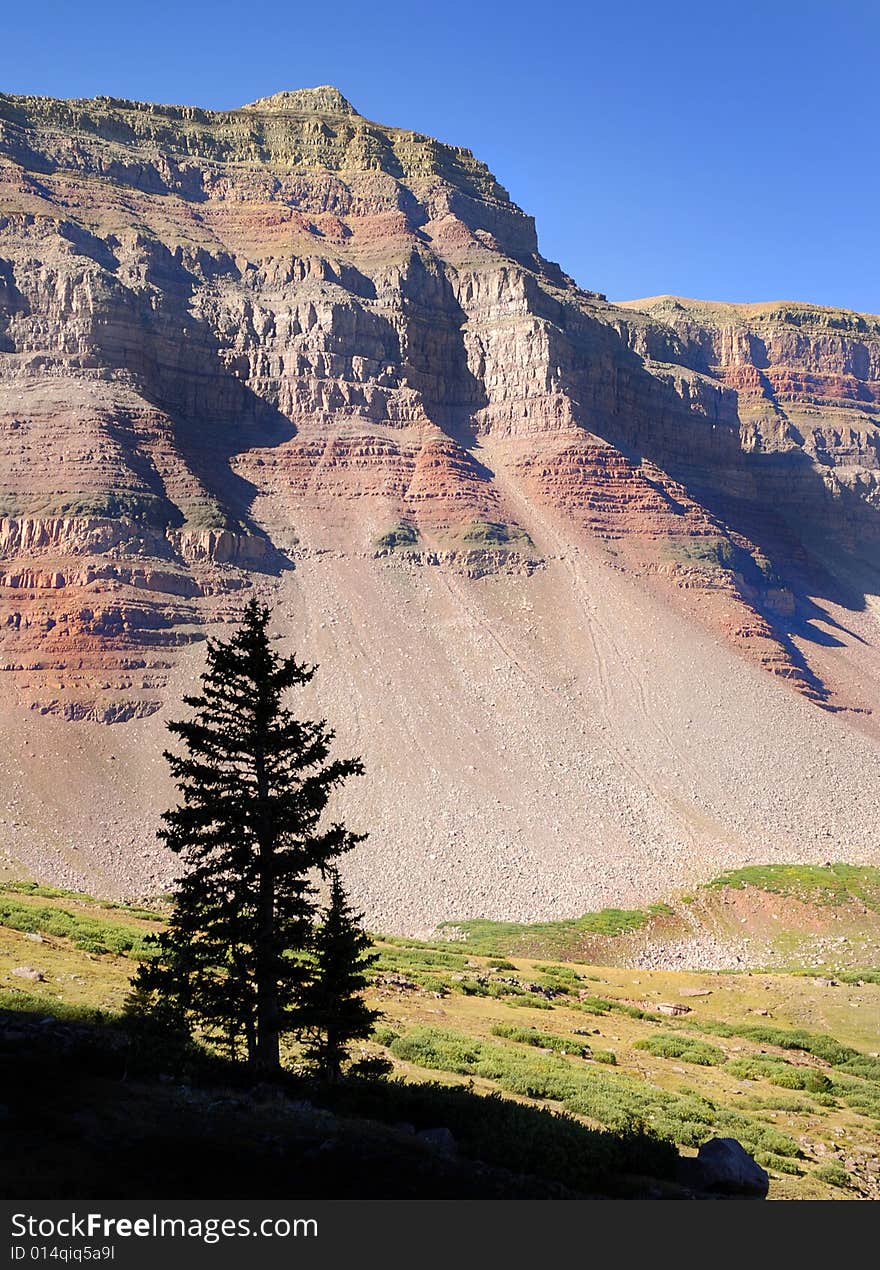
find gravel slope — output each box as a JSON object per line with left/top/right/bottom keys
{"left": 2, "top": 534, "right": 879, "bottom": 936}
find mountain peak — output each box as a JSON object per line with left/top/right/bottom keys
{"left": 241, "top": 86, "right": 358, "bottom": 116}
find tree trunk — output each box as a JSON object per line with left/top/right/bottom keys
{"left": 254, "top": 738, "right": 280, "bottom": 1077}
{"left": 245, "top": 1014, "right": 257, "bottom": 1069}
{"left": 326, "top": 1027, "right": 341, "bottom": 1084}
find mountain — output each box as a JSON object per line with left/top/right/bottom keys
{"left": 1, "top": 88, "right": 878, "bottom": 930}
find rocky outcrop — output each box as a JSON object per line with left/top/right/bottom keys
{"left": 0, "top": 87, "right": 878, "bottom": 732}
{"left": 618, "top": 295, "right": 880, "bottom": 552}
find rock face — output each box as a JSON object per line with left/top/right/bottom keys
{"left": 618, "top": 295, "right": 880, "bottom": 549}
{"left": 1, "top": 89, "right": 879, "bottom": 925}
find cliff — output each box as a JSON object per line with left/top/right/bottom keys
{"left": 1, "top": 89, "right": 879, "bottom": 925}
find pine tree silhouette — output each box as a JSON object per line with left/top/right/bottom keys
{"left": 301, "top": 867, "right": 380, "bottom": 1082}
{"left": 129, "top": 598, "right": 364, "bottom": 1076}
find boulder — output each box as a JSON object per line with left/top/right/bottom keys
{"left": 695, "top": 1137, "right": 770, "bottom": 1197}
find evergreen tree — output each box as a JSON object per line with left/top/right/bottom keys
{"left": 129, "top": 598, "right": 364, "bottom": 1076}
{"left": 300, "top": 867, "right": 380, "bottom": 1082}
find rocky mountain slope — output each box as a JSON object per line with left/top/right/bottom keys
{"left": 1, "top": 87, "right": 879, "bottom": 927}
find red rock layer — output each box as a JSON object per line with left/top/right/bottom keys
{"left": 0, "top": 93, "right": 877, "bottom": 719}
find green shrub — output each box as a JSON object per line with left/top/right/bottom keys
{"left": 490, "top": 1024, "right": 590, "bottom": 1058}
{"left": 419, "top": 975, "right": 451, "bottom": 996}
{"left": 661, "top": 536, "right": 736, "bottom": 571}
{"left": 574, "top": 996, "right": 613, "bottom": 1015}
{"left": 388, "top": 1025, "right": 801, "bottom": 1157}
{"left": 372, "top": 946, "right": 468, "bottom": 972}
{"left": 437, "top": 906, "right": 655, "bottom": 959}
{"left": 726, "top": 1057, "right": 832, "bottom": 1092}
{"left": 0, "top": 898, "right": 158, "bottom": 960}
{"left": 374, "top": 522, "right": 419, "bottom": 551}
{"left": 179, "top": 498, "right": 235, "bottom": 531}
{"left": 773, "top": 1068, "right": 833, "bottom": 1093}
{"left": 754, "top": 1152, "right": 803, "bottom": 1176}
{"left": 836, "top": 968, "right": 880, "bottom": 986}
{"left": 829, "top": 1075, "right": 880, "bottom": 1120}
{"left": 573, "top": 996, "right": 660, "bottom": 1022}
{"left": 611, "top": 1002, "right": 662, "bottom": 1022}
{"left": 592, "top": 1049, "right": 617, "bottom": 1065}
{"left": 809, "top": 1092, "right": 840, "bottom": 1108}
{"left": 634, "top": 1034, "right": 725, "bottom": 1066}
{"left": 699, "top": 1019, "right": 876, "bottom": 1074}
{"left": 739, "top": 1094, "right": 814, "bottom": 1113}
{"left": 705, "top": 863, "right": 880, "bottom": 913}
{"left": 371, "top": 1024, "right": 400, "bottom": 1048}
{"left": 3, "top": 882, "right": 76, "bottom": 899}
{"left": 459, "top": 521, "right": 533, "bottom": 550}
{"left": 29, "top": 491, "right": 170, "bottom": 525}
{"left": 838, "top": 1054, "right": 880, "bottom": 1081}
{"left": 458, "top": 978, "right": 492, "bottom": 996}
{"left": 540, "top": 965, "right": 583, "bottom": 985}
{"left": 814, "top": 1162, "right": 850, "bottom": 1189}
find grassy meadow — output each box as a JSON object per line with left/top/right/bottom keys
{"left": 2, "top": 867, "right": 879, "bottom": 1199}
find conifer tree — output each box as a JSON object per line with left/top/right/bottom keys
{"left": 300, "top": 867, "right": 379, "bottom": 1082}
{"left": 129, "top": 598, "right": 364, "bottom": 1076}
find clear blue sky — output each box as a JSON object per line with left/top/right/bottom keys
{"left": 2, "top": 0, "right": 877, "bottom": 312}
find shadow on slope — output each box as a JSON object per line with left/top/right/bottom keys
{"left": 563, "top": 311, "right": 880, "bottom": 704}
{"left": 0, "top": 1001, "right": 684, "bottom": 1200}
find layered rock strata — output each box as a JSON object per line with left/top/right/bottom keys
{"left": 0, "top": 89, "right": 879, "bottom": 920}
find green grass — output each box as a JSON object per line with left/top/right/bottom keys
{"left": 2, "top": 882, "right": 164, "bottom": 921}
{"left": 17, "top": 491, "right": 170, "bottom": 524}
{"left": 705, "top": 863, "right": 880, "bottom": 913}
{"left": 661, "top": 536, "right": 737, "bottom": 571}
{"left": 459, "top": 521, "right": 534, "bottom": 551}
{"left": 814, "top": 1162, "right": 850, "bottom": 1189}
{"left": 0, "top": 988, "right": 115, "bottom": 1026}
{"left": 374, "top": 522, "right": 419, "bottom": 551}
{"left": 389, "top": 1025, "right": 801, "bottom": 1157}
{"left": 372, "top": 946, "right": 470, "bottom": 973}
{"left": 3, "top": 884, "right": 877, "bottom": 1198}
{"left": 634, "top": 1034, "right": 726, "bottom": 1066}
{"left": 726, "top": 1057, "right": 833, "bottom": 1093}
{"left": 696, "top": 1018, "right": 880, "bottom": 1078}
{"left": 177, "top": 497, "right": 237, "bottom": 532}
{"left": 0, "top": 897, "right": 158, "bottom": 960}
{"left": 2, "top": 882, "right": 77, "bottom": 899}
{"left": 574, "top": 997, "right": 661, "bottom": 1022}
{"left": 438, "top": 906, "right": 666, "bottom": 958}
{"left": 490, "top": 1023, "right": 591, "bottom": 1058}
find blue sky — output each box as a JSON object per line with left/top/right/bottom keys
{"left": 2, "top": 0, "right": 877, "bottom": 312}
